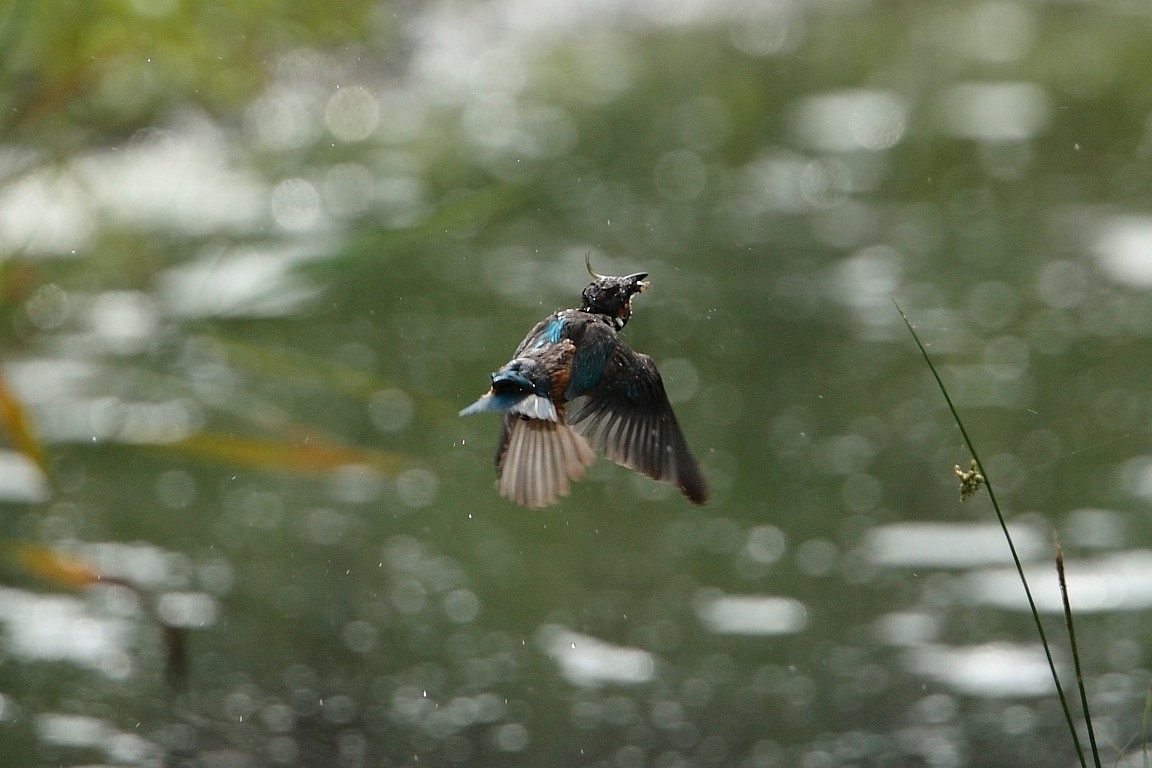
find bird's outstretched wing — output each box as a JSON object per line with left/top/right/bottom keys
{"left": 496, "top": 413, "right": 595, "bottom": 508}
{"left": 565, "top": 324, "right": 708, "bottom": 504}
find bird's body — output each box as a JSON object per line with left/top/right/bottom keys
{"left": 460, "top": 259, "right": 708, "bottom": 508}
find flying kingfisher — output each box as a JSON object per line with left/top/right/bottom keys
{"left": 460, "top": 257, "right": 708, "bottom": 508}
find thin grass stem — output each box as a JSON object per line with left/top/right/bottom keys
{"left": 895, "top": 302, "right": 1088, "bottom": 768}
{"left": 1055, "top": 535, "right": 1102, "bottom": 768}
{"left": 1142, "top": 682, "right": 1151, "bottom": 768}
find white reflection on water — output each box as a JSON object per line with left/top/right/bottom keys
{"left": 934, "top": 363, "right": 1030, "bottom": 408}
{"left": 87, "top": 291, "right": 160, "bottom": 356}
{"left": 36, "top": 713, "right": 108, "bottom": 748}
{"left": 3, "top": 358, "right": 96, "bottom": 402}
{"left": 78, "top": 117, "right": 267, "bottom": 234}
{"left": 86, "top": 541, "right": 197, "bottom": 590}
{"left": 0, "top": 169, "right": 95, "bottom": 257}
{"left": 25, "top": 282, "right": 70, "bottom": 330}
{"left": 967, "top": 550, "right": 1152, "bottom": 613}
{"left": 1119, "top": 457, "right": 1152, "bottom": 502}
{"left": 937, "top": 82, "right": 1050, "bottom": 142}
{"left": 1093, "top": 215, "right": 1152, "bottom": 288}
{"left": 1063, "top": 507, "right": 1125, "bottom": 550}
{"left": 904, "top": 642, "right": 1057, "bottom": 698}
{"left": 737, "top": 151, "right": 804, "bottom": 215}
{"left": 0, "top": 117, "right": 267, "bottom": 258}
{"left": 953, "top": 1, "right": 1037, "bottom": 63}
{"left": 789, "top": 89, "right": 907, "bottom": 153}
{"left": 22, "top": 396, "right": 200, "bottom": 445}
{"left": 156, "top": 592, "right": 218, "bottom": 628}
{"left": 270, "top": 178, "right": 324, "bottom": 232}
{"left": 158, "top": 244, "right": 323, "bottom": 318}
{"left": 537, "top": 624, "right": 655, "bottom": 687}
{"left": 874, "top": 611, "right": 940, "bottom": 647}
{"left": 863, "top": 522, "right": 1045, "bottom": 568}
{"left": 694, "top": 591, "right": 807, "bottom": 636}
{"left": 5, "top": 356, "right": 203, "bottom": 445}
{"left": 729, "top": 1, "right": 804, "bottom": 57}
{"left": 0, "top": 450, "right": 50, "bottom": 503}
{"left": 0, "top": 588, "right": 132, "bottom": 675}
{"left": 37, "top": 712, "right": 159, "bottom": 762}
{"left": 829, "top": 244, "right": 904, "bottom": 337}
{"left": 325, "top": 85, "right": 380, "bottom": 142}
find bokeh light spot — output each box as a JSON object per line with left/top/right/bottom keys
{"left": 325, "top": 86, "right": 380, "bottom": 142}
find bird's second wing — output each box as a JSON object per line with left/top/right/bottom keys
{"left": 566, "top": 326, "right": 708, "bottom": 504}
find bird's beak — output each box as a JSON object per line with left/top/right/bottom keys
{"left": 627, "top": 272, "right": 650, "bottom": 293}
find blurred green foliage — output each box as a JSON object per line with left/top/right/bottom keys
{"left": 0, "top": 0, "right": 386, "bottom": 144}
{"left": 3, "top": 2, "right": 1152, "bottom": 766}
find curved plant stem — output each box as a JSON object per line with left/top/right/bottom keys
{"left": 1142, "top": 682, "right": 1151, "bottom": 768}
{"left": 1055, "top": 536, "right": 1102, "bottom": 768}
{"left": 896, "top": 302, "right": 1088, "bottom": 768}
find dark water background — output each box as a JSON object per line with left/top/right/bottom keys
{"left": 3, "top": 2, "right": 1152, "bottom": 766}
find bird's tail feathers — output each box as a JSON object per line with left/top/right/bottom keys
{"left": 499, "top": 418, "right": 595, "bottom": 508}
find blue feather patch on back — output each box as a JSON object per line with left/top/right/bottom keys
{"left": 565, "top": 341, "right": 610, "bottom": 398}
{"left": 531, "top": 317, "right": 566, "bottom": 349}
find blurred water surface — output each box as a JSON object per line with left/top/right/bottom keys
{"left": 2, "top": 1, "right": 1152, "bottom": 766}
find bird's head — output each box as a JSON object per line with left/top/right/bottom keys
{"left": 580, "top": 255, "right": 649, "bottom": 329}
